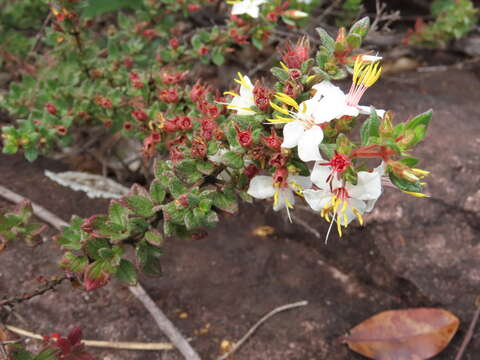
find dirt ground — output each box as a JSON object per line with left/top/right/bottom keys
{"left": 1, "top": 65, "right": 480, "bottom": 360}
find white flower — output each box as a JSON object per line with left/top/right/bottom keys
{"left": 304, "top": 161, "right": 382, "bottom": 240}
{"left": 226, "top": 73, "right": 256, "bottom": 116}
{"left": 247, "top": 171, "right": 311, "bottom": 221}
{"left": 269, "top": 93, "right": 324, "bottom": 162}
{"left": 308, "top": 56, "right": 386, "bottom": 122}
{"left": 230, "top": 0, "right": 267, "bottom": 18}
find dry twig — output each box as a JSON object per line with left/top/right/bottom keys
{"left": 454, "top": 296, "right": 480, "bottom": 360}
{"left": 215, "top": 301, "right": 308, "bottom": 360}
{"left": 0, "top": 185, "right": 200, "bottom": 359}
{"left": 5, "top": 325, "right": 173, "bottom": 351}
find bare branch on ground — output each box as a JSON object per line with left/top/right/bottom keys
{"left": 216, "top": 300, "right": 308, "bottom": 360}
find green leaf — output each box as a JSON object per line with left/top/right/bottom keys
{"left": 150, "top": 180, "right": 166, "bottom": 204}
{"left": 316, "top": 27, "right": 335, "bottom": 52}
{"left": 62, "top": 253, "right": 88, "bottom": 273}
{"left": 86, "top": 238, "right": 110, "bottom": 260}
{"left": 33, "top": 348, "right": 58, "bottom": 360}
{"left": 212, "top": 47, "right": 225, "bottom": 66}
{"left": 360, "top": 108, "right": 380, "bottom": 145}
{"left": 223, "top": 151, "right": 244, "bottom": 169}
{"left": 213, "top": 189, "right": 238, "bottom": 214}
{"left": 24, "top": 145, "right": 39, "bottom": 162}
{"left": 191, "top": 34, "right": 203, "bottom": 50}
{"left": 108, "top": 201, "right": 129, "bottom": 229}
{"left": 320, "top": 143, "right": 337, "bottom": 159}
{"left": 115, "top": 259, "right": 137, "bottom": 285}
{"left": 169, "top": 178, "right": 187, "bottom": 198}
{"left": 388, "top": 170, "right": 423, "bottom": 193}
{"left": 270, "top": 67, "right": 289, "bottom": 81}
{"left": 405, "top": 109, "right": 433, "bottom": 130}
{"left": 348, "top": 16, "right": 370, "bottom": 39}
{"left": 136, "top": 241, "right": 162, "bottom": 275}
{"left": 82, "top": 0, "right": 142, "bottom": 18}
{"left": 144, "top": 229, "right": 164, "bottom": 246}
{"left": 400, "top": 157, "right": 420, "bottom": 167}
{"left": 125, "top": 196, "right": 155, "bottom": 218}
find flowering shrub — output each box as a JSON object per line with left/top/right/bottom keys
{"left": 1, "top": 1, "right": 432, "bottom": 290}
{"left": 405, "top": 0, "right": 478, "bottom": 48}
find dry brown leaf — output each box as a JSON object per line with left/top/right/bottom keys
{"left": 343, "top": 308, "right": 459, "bottom": 360}
{"left": 252, "top": 225, "right": 275, "bottom": 237}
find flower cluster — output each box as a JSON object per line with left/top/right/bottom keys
{"left": 226, "top": 45, "right": 431, "bottom": 242}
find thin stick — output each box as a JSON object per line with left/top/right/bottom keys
{"left": 129, "top": 284, "right": 201, "bottom": 360}
{"left": 454, "top": 296, "right": 480, "bottom": 360}
{"left": 0, "top": 185, "right": 69, "bottom": 229}
{"left": 216, "top": 301, "right": 308, "bottom": 360}
{"left": 0, "top": 185, "right": 200, "bottom": 359}
{"left": 5, "top": 325, "right": 173, "bottom": 351}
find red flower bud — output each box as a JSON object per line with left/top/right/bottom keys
{"left": 163, "top": 118, "right": 179, "bottom": 132}
{"left": 235, "top": 125, "right": 253, "bottom": 147}
{"left": 289, "top": 68, "right": 302, "bottom": 80}
{"left": 190, "top": 81, "right": 206, "bottom": 102}
{"left": 253, "top": 82, "right": 273, "bottom": 112}
{"left": 177, "top": 116, "right": 193, "bottom": 131}
{"left": 123, "top": 122, "right": 133, "bottom": 131}
{"left": 132, "top": 109, "right": 148, "bottom": 122}
{"left": 244, "top": 164, "right": 259, "bottom": 179}
{"left": 45, "top": 103, "right": 57, "bottom": 115}
{"left": 124, "top": 56, "right": 134, "bottom": 68}
{"left": 56, "top": 125, "right": 67, "bottom": 136}
{"left": 281, "top": 38, "right": 310, "bottom": 69}
{"left": 143, "top": 29, "right": 156, "bottom": 38}
{"left": 262, "top": 128, "right": 282, "bottom": 150}
{"left": 187, "top": 3, "right": 200, "bottom": 11}
{"left": 198, "top": 46, "right": 209, "bottom": 56}
{"left": 266, "top": 12, "right": 278, "bottom": 22}
{"left": 169, "top": 145, "right": 184, "bottom": 163}
{"left": 169, "top": 37, "right": 179, "bottom": 50}
{"left": 159, "top": 88, "right": 179, "bottom": 103}
{"left": 177, "top": 194, "right": 189, "bottom": 207}
{"left": 191, "top": 137, "right": 207, "bottom": 159}
{"left": 273, "top": 167, "right": 289, "bottom": 187}
{"left": 269, "top": 153, "right": 287, "bottom": 168}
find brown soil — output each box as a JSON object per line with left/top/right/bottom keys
{"left": 1, "top": 66, "right": 480, "bottom": 360}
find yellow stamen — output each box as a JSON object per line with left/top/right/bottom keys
{"left": 234, "top": 72, "right": 251, "bottom": 89}
{"left": 280, "top": 62, "right": 289, "bottom": 72}
{"left": 402, "top": 191, "right": 430, "bottom": 198}
{"left": 336, "top": 215, "right": 343, "bottom": 237}
{"left": 352, "top": 208, "right": 364, "bottom": 226}
{"left": 273, "top": 190, "right": 279, "bottom": 207}
{"left": 353, "top": 58, "right": 382, "bottom": 87}
{"left": 285, "top": 198, "right": 294, "bottom": 209}
{"left": 224, "top": 91, "right": 239, "bottom": 97}
{"left": 411, "top": 168, "right": 430, "bottom": 176}
{"left": 306, "top": 75, "right": 317, "bottom": 83}
{"left": 274, "top": 93, "right": 299, "bottom": 110}
{"left": 227, "top": 104, "right": 253, "bottom": 112}
{"left": 269, "top": 101, "right": 290, "bottom": 115}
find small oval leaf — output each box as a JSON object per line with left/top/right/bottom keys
{"left": 344, "top": 308, "right": 459, "bottom": 360}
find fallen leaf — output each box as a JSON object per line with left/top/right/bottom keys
{"left": 343, "top": 308, "right": 459, "bottom": 360}
{"left": 252, "top": 225, "right": 275, "bottom": 237}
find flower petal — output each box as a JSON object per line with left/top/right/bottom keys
{"left": 310, "top": 162, "right": 332, "bottom": 189}
{"left": 288, "top": 175, "right": 312, "bottom": 192}
{"left": 273, "top": 188, "right": 295, "bottom": 211}
{"left": 358, "top": 105, "right": 385, "bottom": 119}
{"left": 247, "top": 176, "right": 275, "bottom": 199}
{"left": 347, "top": 171, "right": 382, "bottom": 201}
{"left": 281, "top": 120, "right": 305, "bottom": 148}
{"left": 298, "top": 126, "right": 324, "bottom": 162}
{"left": 304, "top": 189, "right": 332, "bottom": 211}
{"left": 312, "top": 81, "right": 345, "bottom": 99}
{"left": 342, "top": 198, "right": 367, "bottom": 225}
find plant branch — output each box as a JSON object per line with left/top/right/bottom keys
{"left": 129, "top": 284, "right": 201, "bottom": 360}
{"left": 0, "top": 185, "right": 201, "bottom": 360}
{"left": 0, "top": 276, "right": 67, "bottom": 308}
{"left": 215, "top": 300, "right": 308, "bottom": 360}
{"left": 5, "top": 325, "right": 174, "bottom": 351}
{"left": 454, "top": 296, "right": 480, "bottom": 360}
